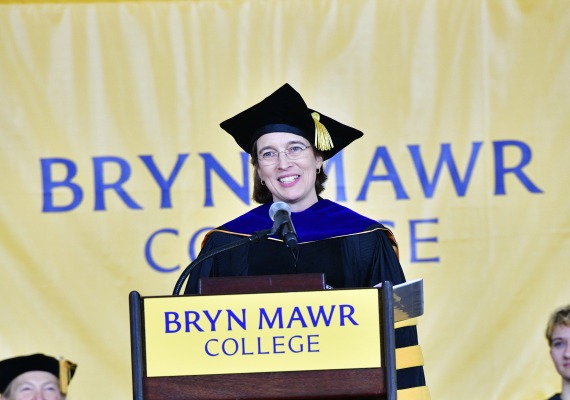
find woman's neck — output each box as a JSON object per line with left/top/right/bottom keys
{"left": 561, "top": 377, "right": 570, "bottom": 399}
{"left": 276, "top": 194, "right": 319, "bottom": 213}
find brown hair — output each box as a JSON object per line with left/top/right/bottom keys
{"left": 546, "top": 304, "right": 570, "bottom": 346}
{"left": 250, "top": 142, "right": 328, "bottom": 204}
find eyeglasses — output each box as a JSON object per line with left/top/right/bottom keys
{"left": 258, "top": 145, "right": 312, "bottom": 165}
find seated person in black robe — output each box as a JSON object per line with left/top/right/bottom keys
{"left": 184, "top": 83, "right": 426, "bottom": 392}
{"left": 0, "top": 353, "right": 77, "bottom": 400}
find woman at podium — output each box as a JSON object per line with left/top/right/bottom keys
{"left": 184, "top": 83, "right": 425, "bottom": 391}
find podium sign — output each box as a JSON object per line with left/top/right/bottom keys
{"left": 143, "top": 288, "right": 382, "bottom": 377}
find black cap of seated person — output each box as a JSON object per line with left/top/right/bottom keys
{"left": 219, "top": 83, "right": 364, "bottom": 160}
{"left": 0, "top": 353, "right": 77, "bottom": 396}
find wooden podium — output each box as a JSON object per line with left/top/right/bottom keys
{"left": 129, "top": 274, "right": 398, "bottom": 400}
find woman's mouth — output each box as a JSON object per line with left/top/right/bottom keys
{"left": 279, "top": 175, "right": 299, "bottom": 184}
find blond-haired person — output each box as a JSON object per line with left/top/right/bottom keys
{"left": 546, "top": 305, "right": 570, "bottom": 400}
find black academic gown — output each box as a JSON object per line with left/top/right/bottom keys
{"left": 184, "top": 199, "right": 426, "bottom": 390}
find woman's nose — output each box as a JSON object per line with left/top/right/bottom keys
{"left": 276, "top": 151, "right": 292, "bottom": 167}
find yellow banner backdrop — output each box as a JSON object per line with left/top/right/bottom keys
{"left": 1, "top": 1, "right": 569, "bottom": 399}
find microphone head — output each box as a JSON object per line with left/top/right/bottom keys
{"left": 269, "top": 201, "right": 291, "bottom": 221}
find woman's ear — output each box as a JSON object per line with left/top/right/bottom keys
{"left": 316, "top": 155, "right": 324, "bottom": 170}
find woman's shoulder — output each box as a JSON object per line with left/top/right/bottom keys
{"left": 546, "top": 393, "right": 561, "bottom": 400}
{"left": 305, "top": 199, "right": 380, "bottom": 227}
{"left": 218, "top": 203, "right": 272, "bottom": 234}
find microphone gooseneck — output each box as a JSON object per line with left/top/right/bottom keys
{"left": 173, "top": 201, "right": 301, "bottom": 295}
{"left": 172, "top": 229, "right": 272, "bottom": 295}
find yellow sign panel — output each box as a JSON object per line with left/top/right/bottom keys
{"left": 143, "top": 289, "right": 382, "bottom": 377}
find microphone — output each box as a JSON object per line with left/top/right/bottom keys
{"left": 269, "top": 202, "right": 298, "bottom": 249}
{"left": 172, "top": 202, "right": 299, "bottom": 295}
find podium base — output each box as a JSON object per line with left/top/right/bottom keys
{"left": 144, "top": 368, "right": 385, "bottom": 400}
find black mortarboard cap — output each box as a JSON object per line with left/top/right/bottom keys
{"left": 0, "top": 353, "right": 77, "bottom": 395}
{"left": 220, "top": 83, "right": 363, "bottom": 160}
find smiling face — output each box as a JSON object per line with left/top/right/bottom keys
{"left": 256, "top": 132, "right": 323, "bottom": 212}
{"left": 4, "top": 371, "right": 63, "bottom": 400}
{"left": 550, "top": 324, "right": 570, "bottom": 381}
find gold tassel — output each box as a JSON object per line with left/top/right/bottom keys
{"left": 311, "top": 112, "right": 333, "bottom": 151}
{"left": 58, "top": 357, "right": 77, "bottom": 396}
